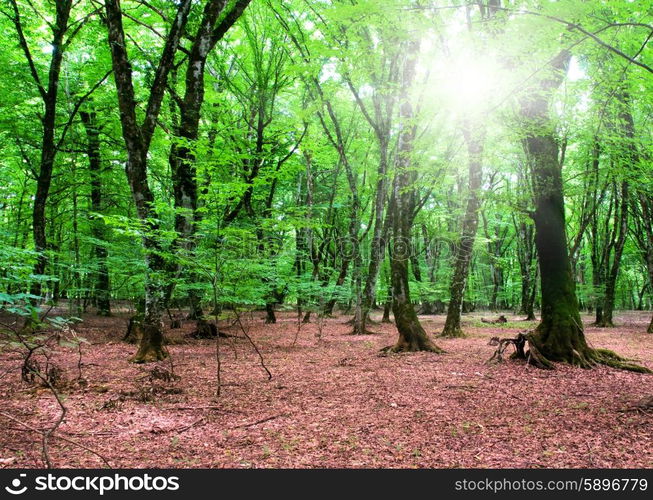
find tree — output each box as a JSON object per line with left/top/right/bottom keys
{"left": 441, "top": 124, "right": 485, "bottom": 337}
{"left": 518, "top": 50, "right": 647, "bottom": 372}
{"left": 386, "top": 39, "right": 443, "bottom": 354}
{"left": 6, "top": 0, "right": 75, "bottom": 300}
{"left": 103, "top": 0, "right": 193, "bottom": 362}
{"left": 80, "top": 108, "right": 111, "bottom": 316}
{"left": 167, "top": 0, "right": 251, "bottom": 320}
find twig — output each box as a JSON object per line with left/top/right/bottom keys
{"left": 233, "top": 414, "right": 286, "bottom": 429}
{"left": 234, "top": 310, "right": 272, "bottom": 380}
{"left": 0, "top": 411, "right": 111, "bottom": 467}
{"left": 150, "top": 417, "right": 206, "bottom": 434}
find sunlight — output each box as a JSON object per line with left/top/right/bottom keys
{"left": 432, "top": 53, "right": 502, "bottom": 116}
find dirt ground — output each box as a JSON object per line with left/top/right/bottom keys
{"left": 1, "top": 309, "right": 651, "bottom": 469}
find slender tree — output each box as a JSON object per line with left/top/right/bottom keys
{"left": 7, "top": 0, "right": 74, "bottom": 300}
{"left": 441, "top": 124, "right": 485, "bottom": 337}
{"left": 80, "top": 108, "right": 111, "bottom": 316}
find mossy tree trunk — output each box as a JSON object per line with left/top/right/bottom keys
{"left": 386, "top": 40, "right": 443, "bottom": 354}
{"left": 104, "top": 0, "right": 193, "bottom": 362}
{"left": 520, "top": 51, "right": 591, "bottom": 365}
{"left": 519, "top": 51, "right": 648, "bottom": 372}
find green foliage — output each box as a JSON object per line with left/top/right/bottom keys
{"left": 0, "top": 0, "right": 651, "bottom": 323}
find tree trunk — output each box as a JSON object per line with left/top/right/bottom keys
{"left": 597, "top": 92, "right": 635, "bottom": 327}
{"left": 80, "top": 110, "right": 111, "bottom": 316}
{"left": 324, "top": 257, "right": 350, "bottom": 316}
{"left": 382, "top": 283, "right": 392, "bottom": 323}
{"left": 597, "top": 180, "right": 628, "bottom": 327}
{"left": 385, "top": 40, "right": 442, "bottom": 354}
{"left": 519, "top": 51, "right": 647, "bottom": 372}
{"left": 104, "top": 0, "right": 193, "bottom": 362}
{"left": 359, "top": 140, "right": 390, "bottom": 332}
{"left": 519, "top": 51, "right": 591, "bottom": 365}
{"left": 441, "top": 124, "right": 485, "bottom": 337}
{"left": 167, "top": 0, "right": 251, "bottom": 320}
{"left": 9, "top": 0, "right": 73, "bottom": 300}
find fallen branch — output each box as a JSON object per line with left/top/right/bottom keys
{"left": 233, "top": 414, "right": 286, "bottom": 429}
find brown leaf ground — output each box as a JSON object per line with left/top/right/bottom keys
{"left": 0, "top": 309, "right": 651, "bottom": 468}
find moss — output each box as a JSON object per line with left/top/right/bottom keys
{"left": 130, "top": 324, "right": 168, "bottom": 363}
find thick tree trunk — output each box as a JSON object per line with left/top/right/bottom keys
{"left": 441, "top": 125, "right": 485, "bottom": 337}
{"left": 80, "top": 110, "right": 111, "bottom": 316}
{"left": 519, "top": 52, "right": 648, "bottom": 372}
{"left": 386, "top": 40, "right": 443, "bottom": 354}
{"left": 104, "top": 0, "right": 192, "bottom": 362}
{"left": 520, "top": 52, "right": 593, "bottom": 365}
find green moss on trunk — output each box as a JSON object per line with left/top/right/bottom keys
{"left": 130, "top": 324, "right": 168, "bottom": 363}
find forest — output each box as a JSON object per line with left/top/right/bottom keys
{"left": 0, "top": 0, "right": 652, "bottom": 470}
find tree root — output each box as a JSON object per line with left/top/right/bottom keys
{"left": 380, "top": 342, "right": 445, "bottom": 354}
{"left": 591, "top": 349, "right": 651, "bottom": 373}
{"left": 349, "top": 326, "right": 380, "bottom": 336}
{"left": 488, "top": 332, "right": 651, "bottom": 373}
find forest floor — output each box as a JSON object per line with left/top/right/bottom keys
{"left": 0, "top": 308, "right": 651, "bottom": 469}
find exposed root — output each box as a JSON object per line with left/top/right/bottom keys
{"left": 486, "top": 333, "right": 527, "bottom": 364}
{"left": 349, "top": 326, "right": 380, "bottom": 336}
{"left": 593, "top": 352, "right": 651, "bottom": 373}
{"left": 380, "top": 340, "right": 445, "bottom": 354}
{"left": 489, "top": 332, "right": 652, "bottom": 373}
{"left": 523, "top": 335, "right": 554, "bottom": 369}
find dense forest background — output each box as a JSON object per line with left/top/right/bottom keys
{"left": 0, "top": 0, "right": 652, "bottom": 359}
